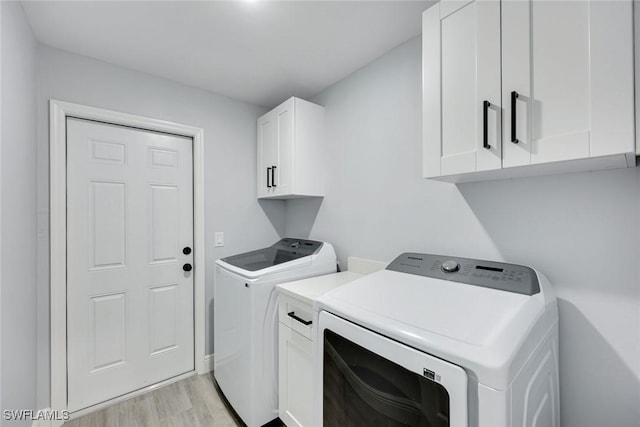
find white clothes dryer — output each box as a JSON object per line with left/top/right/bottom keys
{"left": 214, "top": 238, "right": 336, "bottom": 427}
{"left": 314, "top": 252, "right": 559, "bottom": 427}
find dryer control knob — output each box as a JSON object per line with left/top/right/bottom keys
{"left": 441, "top": 260, "right": 460, "bottom": 273}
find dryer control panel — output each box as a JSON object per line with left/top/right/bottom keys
{"left": 387, "top": 253, "right": 540, "bottom": 295}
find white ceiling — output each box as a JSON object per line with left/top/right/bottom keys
{"left": 23, "top": 0, "right": 433, "bottom": 108}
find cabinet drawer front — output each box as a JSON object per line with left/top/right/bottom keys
{"left": 279, "top": 297, "right": 313, "bottom": 339}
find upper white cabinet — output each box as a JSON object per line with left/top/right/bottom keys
{"left": 423, "top": 0, "right": 635, "bottom": 183}
{"left": 257, "top": 97, "right": 325, "bottom": 199}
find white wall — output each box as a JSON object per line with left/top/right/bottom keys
{"left": 1, "top": 1, "right": 38, "bottom": 425}
{"left": 36, "top": 46, "right": 283, "bottom": 409}
{"left": 286, "top": 37, "right": 640, "bottom": 427}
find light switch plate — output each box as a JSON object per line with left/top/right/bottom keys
{"left": 214, "top": 232, "right": 224, "bottom": 247}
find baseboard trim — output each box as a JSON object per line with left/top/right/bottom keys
{"left": 204, "top": 353, "right": 214, "bottom": 373}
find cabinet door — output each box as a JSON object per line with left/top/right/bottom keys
{"left": 423, "top": 0, "right": 501, "bottom": 178}
{"left": 502, "top": 0, "right": 634, "bottom": 167}
{"left": 273, "top": 98, "right": 294, "bottom": 196}
{"left": 257, "top": 111, "right": 277, "bottom": 198}
{"left": 279, "top": 323, "right": 313, "bottom": 427}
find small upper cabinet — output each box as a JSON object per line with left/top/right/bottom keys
{"left": 423, "top": 0, "right": 635, "bottom": 183}
{"left": 257, "top": 97, "right": 325, "bottom": 199}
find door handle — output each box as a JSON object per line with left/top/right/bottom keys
{"left": 511, "top": 91, "right": 519, "bottom": 144}
{"left": 271, "top": 165, "right": 277, "bottom": 187}
{"left": 183, "top": 263, "right": 192, "bottom": 272}
{"left": 483, "top": 100, "right": 491, "bottom": 149}
{"left": 287, "top": 311, "right": 312, "bottom": 326}
{"left": 266, "top": 167, "right": 272, "bottom": 188}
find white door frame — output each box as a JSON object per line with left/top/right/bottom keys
{"left": 50, "top": 100, "right": 206, "bottom": 419}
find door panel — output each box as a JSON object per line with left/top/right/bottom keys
{"left": 89, "top": 140, "right": 126, "bottom": 164}
{"left": 588, "top": 0, "right": 634, "bottom": 157}
{"left": 149, "top": 147, "right": 178, "bottom": 168}
{"left": 530, "top": 1, "right": 589, "bottom": 164}
{"left": 499, "top": 0, "right": 530, "bottom": 167}
{"left": 441, "top": 2, "right": 477, "bottom": 159}
{"left": 67, "top": 118, "right": 194, "bottom": 412}
{"left": 89, "top": 292, "right": 126, "bottom": 372}
{"left": 89, "top": 181, "right": 126, "bottom": 269}
{"left": 149, "top": 284, "right": 179, "bottom": 355}
{"left": 257, "top": 113, "right": 276, "bottom": 197}
{"left": 274, "top": 99, "right": 294, "bottom": 196}
{"left": 279, "top": 323, "right": 313, "bottom": 427}
{"left": 502, "top": 0, "right": 633, "bottom": 167}
{"left": 424, "top": 0, "right": 501, "bottom": 178}
{"left": 149, "top": 185, "right": 179, "bottom": 263}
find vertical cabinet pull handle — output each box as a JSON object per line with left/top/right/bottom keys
{"left": 483, "top": 100, "right": 491, "bottom": 149}
{"left": 267, "top": 167, "right": 272, "bottom": 188}
{"left": 271, "top": 165, "right": 277, "bottom": 187}
{"left": 511, "top": 91, "right": 519, "bottom": 144}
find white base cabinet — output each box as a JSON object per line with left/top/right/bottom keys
{"left": 278, "top": 295, "right": 314, "bottom": 427}
{"left": 423, "top": 0, "right": 635, "bottom": 183}
{"left": 276, "top": 270, "right": 378, "bottom": 427}
{"left": 257, "top": 97, "right": 325, "bottom": 199}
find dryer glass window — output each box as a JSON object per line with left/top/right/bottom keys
{"left": 323, "top": 330, "right": 450, "bottom": 427}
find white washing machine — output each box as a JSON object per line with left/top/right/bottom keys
{"left": 314, "top": 253, "right": 559, "bottom": 427}
{"left": 214, "top": 238, "right": 336, "bottom": 427}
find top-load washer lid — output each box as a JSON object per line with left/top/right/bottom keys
{"left": 315, "top": 252, "right": 558, "bottom": 390}
{"left": 221, "top": 238, "right": 323, "bottom": 271}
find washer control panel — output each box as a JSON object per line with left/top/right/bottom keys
{"left": 387, "top": 253, "right": 540, "bottom": 296}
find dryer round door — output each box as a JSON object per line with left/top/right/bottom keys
{"left": 315, "top": 311, "right": 468, "bottom": 427}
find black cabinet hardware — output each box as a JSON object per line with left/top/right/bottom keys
{"left": 511, "top": 91, "right": 519, "bottom": 144}
{"left": 483, "top": 100, "right": 491, "bottom": 149}
{"left": 267, "top": 167, "right": 272, "bottom": 188}
{"left": 183, "top": 263, "right": 192, "bottom": 272}
{"left": 271, "top": 166, "right": 277, "bottom": 187}
{"left": 287, "top": 311, "right": 312, "bottom": 326}
{"left": 183, "top": 247, "right": 191, "bottom": 255}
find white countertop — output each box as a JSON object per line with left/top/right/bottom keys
{"left": 277, "top": 271, "right": 364, "bottom": 306}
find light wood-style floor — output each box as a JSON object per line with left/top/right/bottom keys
{"left": 63, "top": 373, "right": 243, "bottom": 427}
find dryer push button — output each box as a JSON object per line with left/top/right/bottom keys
{"left": 441, "top": 260, "right": 460, "bottom": 273}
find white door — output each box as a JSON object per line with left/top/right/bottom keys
{"left": 273, "top": 98, "right": 294, "bottom": 196}
{"left": 423, "top": 0, "right": 501, "bottom": 178}
{"left": 502, "top": 0, "right": 634, "bottom": 167}
{"left": 257, "top": 111, "right": 277, "bottom": 198}
{"left": 66, "top": 118, "right": 194, "bottom": 412}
